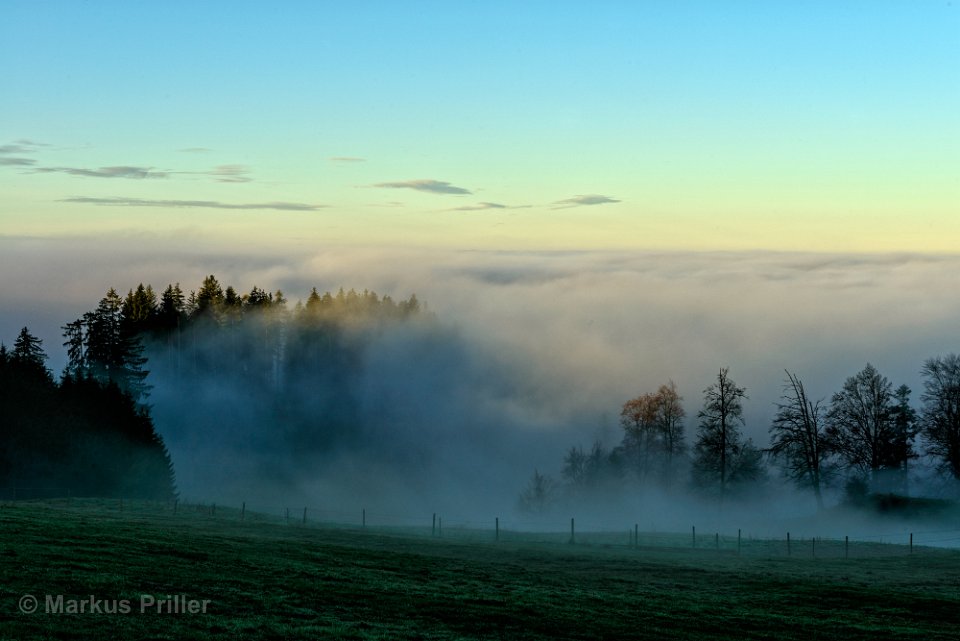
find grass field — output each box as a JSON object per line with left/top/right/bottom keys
{"left": 1, "top": 500, "right": 959, "bottom": 640}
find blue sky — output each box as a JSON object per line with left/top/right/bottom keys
{"left": 2, "top": 3, "right": 960, "bottom": 462}
{"left": 1, "top": 1, "right": 958, "bottom": 251}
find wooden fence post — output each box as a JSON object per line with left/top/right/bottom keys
{"left": 738, "top": 529, "right": 741, "bottom": 556}
{"left": 570, "top": 518, "right": 575, "bottom": 544}
{"left": 692, "top": 526, "right": 696, "bottom": 548}
{"left": 362, "top": 508, "right": 366, "bottom": 528}
{"left": 496, "top": 517, "right": 499, "bottom": 542}
{"left": 845, "top": 535, "right": 849, "bottom": 559}
{"left": 432, "top": 513, "right": 436, "bottom": 537}
{"left": 787, "top": 532, "right": 791, "bottom": 556}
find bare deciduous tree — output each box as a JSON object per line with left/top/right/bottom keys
{"left": 920, "top": 354, "right": 960, "bottom": 479}
{"left": 769, "top": 370, "right": 829, "bottom": 509}
{"left": 619, "top": 393, "right": 659, "bottom": 482}
{"left": 692, "top": 368, "right": 759, "bottom": 499}
{"left": 518, "top": 469, "right": 557, "bottom": 514}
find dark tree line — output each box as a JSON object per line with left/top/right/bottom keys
{"left": 521, "top": 359, "right": 960, "bottom": 513}
{"left": 56, "top": 275, "right": 429, "bottom": 487}
{"left": 0, "top": 328, "right": 175, "bottom": 500}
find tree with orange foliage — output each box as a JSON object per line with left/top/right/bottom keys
{"left": 619, "top": 381, "right": 687, "bottom": 485}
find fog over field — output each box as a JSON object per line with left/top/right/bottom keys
{"left": 3, "top": 237, "right": 960, "bottom": 532}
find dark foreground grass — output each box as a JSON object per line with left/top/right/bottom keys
{"left": 1, "top": 500, "right": 958, "bottom": 640}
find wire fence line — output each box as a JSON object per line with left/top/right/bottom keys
{"left": 5, "top": 491, "right": 960, "bottom": 558}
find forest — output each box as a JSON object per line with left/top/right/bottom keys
{"left": 0, "top": 276, "right": 424, "bottom": 501}
{"left": 2, "top": 274, "right": 960, "bottom": 515}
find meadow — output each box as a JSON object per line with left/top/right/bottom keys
{"left": 1, "top": 499, "right": 958, "bottom": 640}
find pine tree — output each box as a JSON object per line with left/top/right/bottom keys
{"left": 890, "top": 384, "right": 918, "bottom": 493}
{"left": 194, "top": 275, "right": 224, "bottom": 318}
{"left": 122, "top": 283, "right": 158, "bottom": 333}
{"left": 61, "top": 319, "right": 87, "bottom": 379}
{"left": 84, "top": 289, "right": 150, "bottom": 401}
{"left": 12, "top": 326, "right": 47, "bottom": 369}
{"left": 158, "top": 283, "right": 186, "bottom": 330}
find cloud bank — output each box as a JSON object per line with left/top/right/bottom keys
{"left": 3, "top": 240, "right": 959, "bottom": 523}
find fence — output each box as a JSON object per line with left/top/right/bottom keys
{"left": 5, "top": 491, "right": 959, "bottom": 559}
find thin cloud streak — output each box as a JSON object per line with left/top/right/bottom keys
{"left": 0, "top": 144, "right": 32, "bottom": 154}
{"left": 0, "top": 157, "right": 35, "bottom": 166}
{"left": 33, "top": 166, "right": 169, "bottom": 179}
{"left": 202, "top": 165, "right": 252, "bottom": 183}
{"left": 374, "top": 179, "right": 472, "bottom": 195}
{"left": 330, "top": 156, "right": 366, "bottom": 163}
{"left": 0, "top": 141, "right": 48, "bottom": 153}
{"left": 552, "top": 194, "right": 621, "bottom": 208}
{"left": 450, "top": 202, "right": 507, "bottom": 211}
{"left": 0, "top": 140, "right": 45, "bottom": 166}
{"left": 60, "top": 197, "right": 325, "bottom": 211}
{"left": 32, "top": 163, "right": 252, "bottom": 183}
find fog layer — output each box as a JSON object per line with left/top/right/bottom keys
{"left": 3, "top": 238, "right": 959, "bottom": 530}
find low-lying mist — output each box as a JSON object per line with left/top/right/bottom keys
{"left": 4, "top": 237, "right": 960, "bottom": 540}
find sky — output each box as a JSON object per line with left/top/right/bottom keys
{"left": 2, "top": 2, "right": 960, "bottom": 502}
{"left": 1, "top": 1, "right": 957, "bottom": 253}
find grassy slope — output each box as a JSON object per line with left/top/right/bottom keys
{"left": 1, "top": 500, "right": 958, "bottom": 640}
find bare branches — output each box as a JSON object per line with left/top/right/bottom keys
{"left": 769, "top": 370, "right": 828, "bottom": 509}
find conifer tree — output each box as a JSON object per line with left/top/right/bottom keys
{"left": 81, "top": 289, "right": 150, "bottom": 401}
{"left": 12, "top": 326, "right": 47, "bottom": 369}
